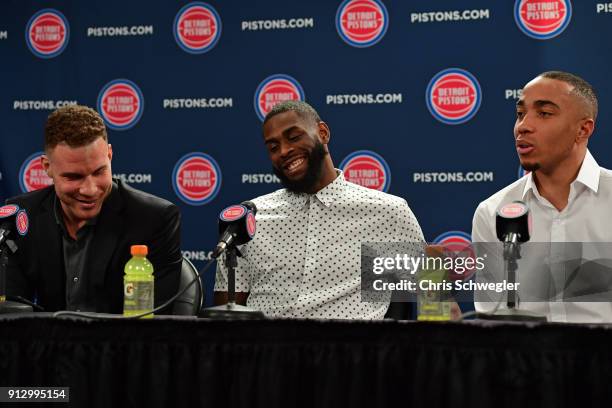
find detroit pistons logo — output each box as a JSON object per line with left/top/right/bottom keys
{"left": 433, "top": 231, "right": 472, "bottom": 249}
{"left": 514, "top": 0, "right": 572, "bottom": 40}
{"left": 433, "top": 231, "right": 475, "bottom": 280}
{"left": 25, "top": 9, "right": 69, "bottom": 58}
{"left": 246, "top": 212, "right": 256, "bottom": 238}
{"left": 336, "top": 0, "right": 388, "bottom": 48}
{"left": 173, "top": 152, "right": 222, "bottom": 205}
{"left": 220, "top": 205, "right": 246, "bottom": 222}
{"left": 339, "top": 150, "right": 390, "bottom": 192}
{"left": 97, "top": 79, "right": 144, "bottom": 131}
{"left": 254, "top": 74, "right": 305, "bottom": 121}
{"left": 0, "top": 205, "right": 19, "bottom": 219}
{"left": 426, "top": 68, "right": 481, "bottom": 125}
{"left": 499, "top": 202, "right": 528, "bottom": 218}
{"left": 16, "top": 210, "right": 29, "bottom": 236}
{"left": 174, "top": 2, "right": 222, "bottom": 54}
{"left": 19, "top": 152, "right": 53, "bottom": 193}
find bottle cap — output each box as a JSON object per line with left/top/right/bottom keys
{"left": 130, "top": 245, "right": 148, "bottom": 256}
{"left": 425, "top": 245, "right": 445, "bottom": 258}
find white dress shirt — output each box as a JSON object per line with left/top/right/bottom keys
{"left": 215, "top": 171, "right": 424, "bottom": 319}
{"left": 472, "top": 150, "right": 612, "bottom": 322}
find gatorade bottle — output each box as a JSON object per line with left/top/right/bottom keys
{"left": 417, "top": 245, "right": 451, "bottom": 321}
{"left": 123, "top": 245, "right": 154, "bottom": 318}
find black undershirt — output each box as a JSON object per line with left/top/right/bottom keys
{"left": 53, "top": 196, "right": 97, "bottom": 312}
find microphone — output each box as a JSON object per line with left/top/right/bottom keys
{"left": 201, "top": 200, "right": 264, "bottom": 319}
{"left": 478, "top": 201, "right": 544, "bottom": 320}
{"left": 212, "top": 201, "right": 257, "bottom": 259}
{"left": 0, "top": 205, "right": 33, "bottom": 314}
{"left": 495, "top": 200, "right": 530, "bottom": 310}
{"left": 0, "top": 205, "right": 29, "bottom": 253}
{"left": 496, "top": 200, "right": 530, "bottom": 245}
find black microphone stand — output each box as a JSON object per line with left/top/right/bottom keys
{"left": 504, "top": 235, "right": 520, "bottom": 309}
{"left": 200, "top": 246, "right": 265, "bottom": 319}
{"left": 478, "top": 233, "right": 545, "bottom": 321}
{"left": 0, "top": 237, "right": 33, "bottom": 314}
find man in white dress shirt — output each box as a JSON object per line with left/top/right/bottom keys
{"left": 472, "top": 71, "right": 612, "bottom": 322}
{"left": 214, "top": 101, "right": 425, "bottom": 319}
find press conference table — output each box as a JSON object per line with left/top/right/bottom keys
{"left": 0, "top": 314, "right": 611, "bottom": 408}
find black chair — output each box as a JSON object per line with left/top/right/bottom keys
{"left": 384, "top": 301, "right": 414, "bottom": 320}
{"left": 172, "top": 257, "right": 204, "bottom": 315}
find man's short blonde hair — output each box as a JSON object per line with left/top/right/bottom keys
{"left": 44, "top": 105, "right": 108, "bottom": 151}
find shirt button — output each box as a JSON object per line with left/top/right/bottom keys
{"left": 73, "top": 277, "right": 78, "bottom": 283}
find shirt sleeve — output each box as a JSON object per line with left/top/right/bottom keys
{"left": 395, "top": 199, "right": 424, "bottom": 242}
{"left": 372, "top": 198, "right": 425, "bottom": 275}
{"left": 383, "top": 199, "right": 426, "bottom": 285}
{"left": 395, "top": 198, "right": 425, "bottom": 255}
{"left": 472, "top": 202, "right": 498, "bottom": 243}
{"left": 148, "top": 204, "right": 182, "bottom": 311}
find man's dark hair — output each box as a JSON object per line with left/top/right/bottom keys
{"left": 263, "top": 100, "right": 321, "bottom": 126}
{"left": 45, "top": 105, "right": 108, "bottom": 151}
{"left": 539, "top": 71, "right": 598, "bottom": 120}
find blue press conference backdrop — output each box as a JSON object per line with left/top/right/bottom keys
{"left": 1, "top": 0, "right": 612, "bottom": 305}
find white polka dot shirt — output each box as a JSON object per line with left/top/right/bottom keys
{"left": 214, "top": 171, "right": 424, "bottom": 319}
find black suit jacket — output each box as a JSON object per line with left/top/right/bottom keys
{"left": 6, "top": 180, "right": 181, "bottom": 313}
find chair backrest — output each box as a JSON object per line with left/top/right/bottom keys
{"left": 172, "top": 257, "right": 204, "bottom": 315}
{"left": 384, "top": 301, "right": 414, "bottom": 320}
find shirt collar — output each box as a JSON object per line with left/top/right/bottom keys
{"left": 522, "top": 149, "right": 600, "bottom": 199}
{"left": 284, "top": 170, "right": 347, "bottom": 208}
{"left": 53, "top": 195, "right": 98, "bottom": 228}
{"left": 53, "top": 195, "right": 97, "bottom": 240}
{"left": 314, "top": 170, "right": 347, "bottom": 207}
{"left": 53, "top": 181, "right": 122, "bottom": 231}
{"left": 574, "top": 150, "right": 600, "bottom": 193}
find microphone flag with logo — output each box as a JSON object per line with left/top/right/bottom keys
{"left": 496, "top": 200, "right": 530, "bottom": 243}
{"left": 212, "top": 201, "right": 257, "bottom": 258}
{"left": 0, "top": 204, "right": 29, "bottom": 251}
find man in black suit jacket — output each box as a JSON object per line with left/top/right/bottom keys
{"left": 5, "top": 105, "right": 181, "bottom": 313}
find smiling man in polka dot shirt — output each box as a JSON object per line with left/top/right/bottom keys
{"left": 214, "top": 101, "right": 424, "bottom": 319}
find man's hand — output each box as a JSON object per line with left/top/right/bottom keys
{"left": 451, "top": 302, "right": 462, "bottom": 320}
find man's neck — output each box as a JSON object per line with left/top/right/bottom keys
{"left": 305, "top": 160, "right": 337, "bottom": 194}
{"left": 62, "top": 213, "right": 86, "bottom": 240}
{"left": 533, "top": 152, "right": 586, "bottom": 212}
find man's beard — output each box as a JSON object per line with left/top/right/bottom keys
{"left": 273, "top": 141, "right": 328, "bottom": 193}
{"left": 521, "top": 162, "right": 540, "bottom": 172}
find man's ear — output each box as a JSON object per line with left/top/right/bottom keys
{"left": 577, "top": 118, "right": 595, "bottom": 144}
{"left": 108, "top": 143, "right": 113, "bottom": 161}
{"left": 318, "top": 121, "right": 331, "bottom": 144}
{"left": 41, "top": 154, "right": 51, "bottom": 176}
